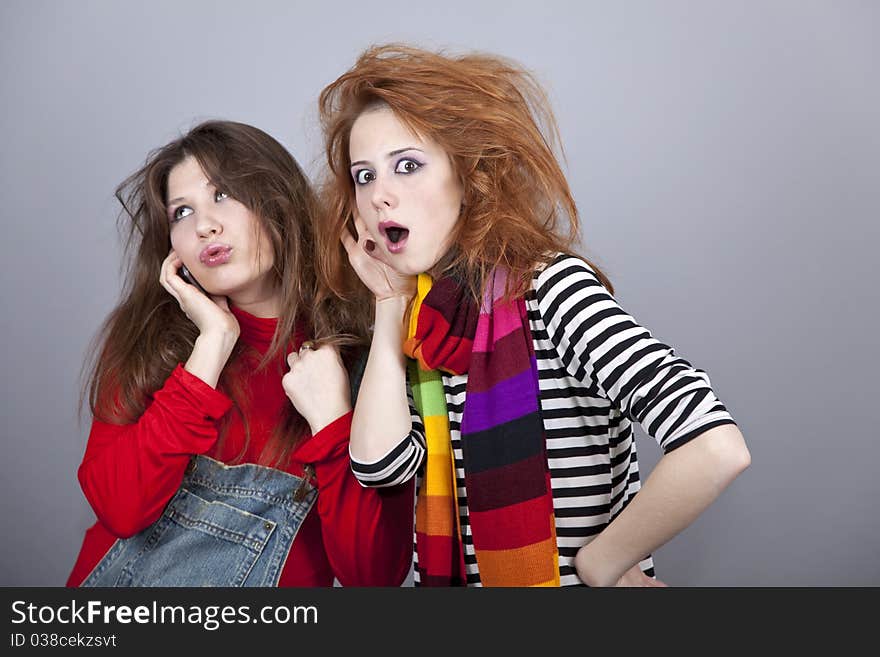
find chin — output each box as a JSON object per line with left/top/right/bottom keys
{"left": 394, "top": 264, "right": 420, "bottom": 277}
{"left": 398, "top": 263, "right": 430, "bottom": 278}
{"left": 395, "top": 253, "right": 441, "bottom": 278}
{"left": 206, "top": 272, "right": 268, "bottom": 297}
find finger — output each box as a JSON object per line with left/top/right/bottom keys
{"left": 317, "top": 343, "right": 343, "bottom": 366}
{"left": 161, "top": 251, "right": 184, "bottom": 279}
{"left": 339, "top": 211, "right": 368, "bottom": 250}
{"left": 358, "top": 233, "right": 379, "bottom": 257}
{"left": 352, "top": 214, "right": 382, "bottom": 261}
{"left": 160, "top": 250, "right": 183, "bottom": 280}
{"left": 340, "top": 229, "right": 359, "bottom": 255}
{"left": 352, "top": 212, "right": 374, "bottom": 243}
{"left": 158, "top": 252, "right": 174, "bottom": 281}
{"left": 281, "top": 371, "right": 295, "bottom": 396}
{"left": 363, "top": 238, "right": 380, "bottom": 257}
{"left": 351, "top": 209, "right": 366, "bottom": 234}
{"left": 344, "top": 211, "right": 361, "bottom": 240}
{"left": 164, "top": 258, "right": 209, "bottom": 305}
{"left": 165, "top": 254, "right": 209, "bottom": 299}
{"left": 161, "top": 249, "right": 178, "bottom": 268}
{"left": 158, "top": 257, "right": 184, "bottom": 303}
{"left": 361, "top": 235, "right": 393, "bottom": 268}
{"left": 165, "top": 267, "right": 193, "bottom": 300}
{"left": 286, "top": 351, "right": 299, "bottom": 368}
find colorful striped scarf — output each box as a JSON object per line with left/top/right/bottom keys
{"left": 404, "top": 271, "right": 560, "bottom": 587}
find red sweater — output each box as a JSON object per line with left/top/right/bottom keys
{"left": 67, "top": 306, "right": 413, "bottom": 587}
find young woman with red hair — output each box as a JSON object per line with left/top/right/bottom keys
{"left": 67, "top": 120, "right": 413, "bottom": 587}
{"left": 317, "top": 45, "right": 750, "bottom": 587}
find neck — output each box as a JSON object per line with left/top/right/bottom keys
{"left": 229, "top": 288, "right": 284, "bottom": 318}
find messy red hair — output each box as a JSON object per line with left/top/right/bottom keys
{"left": 316, "top": 43, "right": 612, "bottom": 315}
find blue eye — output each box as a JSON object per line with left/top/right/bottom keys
{"left": 214, "top": 190, "right": 228, "bottom": 202}
{"left": 171, "top": 206, "right": 193, "bottom": 223}
{"left": 395, "top": 158, "right": 421, "bottom": 174}
{"left": 354, "top": 169, "right": 375, "bottom": 185}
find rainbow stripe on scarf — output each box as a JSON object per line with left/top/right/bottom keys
{"left": 405, "top": 271, "right": 560, "bottom": 587}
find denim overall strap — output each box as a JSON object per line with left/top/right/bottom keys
{"left": 82, "top": 455, "right": 316, "bottom": 587}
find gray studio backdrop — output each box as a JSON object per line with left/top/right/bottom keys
{"left": 2, "top": 0, "right": 877, "bottom": 586}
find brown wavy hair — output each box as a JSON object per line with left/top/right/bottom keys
{"left": 316, "top": 43, "right": 612, "bottom": 318}
{"left": 83, "top": 120, "right": 354, "bottom": 464}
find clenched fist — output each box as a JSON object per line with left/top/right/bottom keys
{"left": 282, "top": 342, "right": 352, "bottom": 436}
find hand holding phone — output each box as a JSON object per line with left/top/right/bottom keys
{"left": 178, "top": 264, "right": 209, "bottom": 295}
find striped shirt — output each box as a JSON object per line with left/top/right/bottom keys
{"left": 351, "top": 254, "right": 737, "bottom": 586}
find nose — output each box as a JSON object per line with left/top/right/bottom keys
{"left": 195, "top": 209, "right": 222, "bottom": 239}
{"left": 370, "top": 176, "right": 398, "bottom": 213}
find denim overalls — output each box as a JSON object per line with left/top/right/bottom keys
{"left": 81, "top": 349, "right": 367, "bottom": 587}
{"left": 82, "top": 455, "right": 316, "bottom": 587}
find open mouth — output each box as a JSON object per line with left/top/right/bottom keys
{"left": 386, "top": 227, "right": 408, "bottom": 244}
{"left": 379, "top": 222, "right": 410, "bottom": 254}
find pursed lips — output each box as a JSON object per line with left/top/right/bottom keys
{"left": 199, "top": 243, "right": 233, "bottom": 266}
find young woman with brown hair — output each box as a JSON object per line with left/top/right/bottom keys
{"left": 317, "top": 45, "right": 751, "bottom": 587}
{"left": 67, "top": 120, "right": 413, "bottom": 587}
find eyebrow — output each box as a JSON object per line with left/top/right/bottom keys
{"left": 350, "top": 147, "right": 425, "bottom": 169}
{"left": 167, "top": 178, "right": 214, "bottom": 206}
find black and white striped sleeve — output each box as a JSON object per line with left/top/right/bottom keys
{"left": 535, "top": 254, "right": 737, "bottom": 452}
{"left": 349, "top": 373, "right": 427, "bottom": 487}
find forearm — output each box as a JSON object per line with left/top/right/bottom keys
{"left": 350, "top": 296, "right": 412, "bottom": 462}
{"left": 79, "top": 366, "right": 231, "bottom": 537}
{"left": 295, "top": 413, "right": 415, "bottom": 586}
{"left": 575, "top": 424, "right": 750, "bottom": 586}
{"left": 80, "top": 419, "right": 216, "bottom": 537}
{"left": 79, "top": 430, "right": 194, "bottom": 537}
{"left": 184, "top": 331, "right": 237, "bottom": 389}
{"left": 317, "top": 456, "right": 415, "bottom": 586}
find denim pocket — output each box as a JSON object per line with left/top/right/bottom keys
{"left": 117, "top": 487, "right": 276, "bottom": 587}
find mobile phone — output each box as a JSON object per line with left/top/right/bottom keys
{"left": 178, "top": 264, "right": 208, "bottom": 295}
